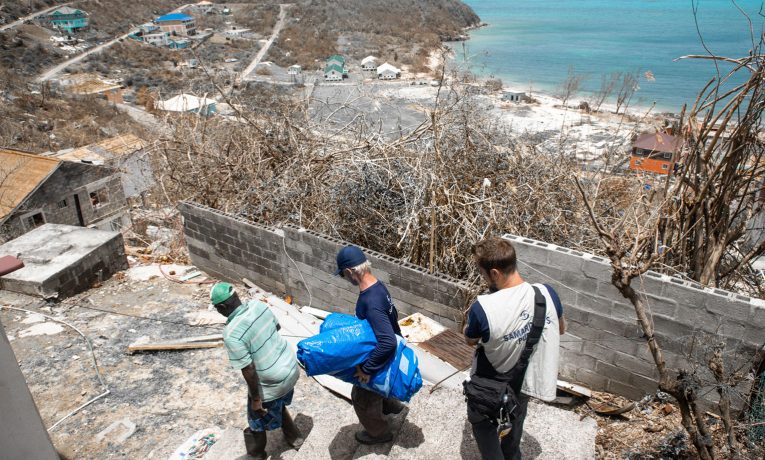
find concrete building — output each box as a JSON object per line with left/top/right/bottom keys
{"left": 0, "top": 224, "right": 128, "bottom": 298}
{"left": 0, "top": 149, "right": 130, "bottom": 243}
{"left": 360, "top": 55, "right": 377, "bottom": 71}
{"left": 155, "top": 94, "right": 217, "bottom": 116}
{"left": 144, "top": 31, "right": 171, "bottom": 46}
{"left": 48, "top": 134, "right": 155, "bottom": 202}
{"left": 223, "top": 27, "right": 251, "bottom": 38}
{"left": 288, "top": 64, "right": 302, "bottom": 75}
{"left": 630, "top": 132, "right": 681, "bottom": 175}
{"left": 376, "top": 62, "right": 401, "bottom": 80}
{"left": 169, "top": 38, "right": 190, "bottom": 49}
{"left": 502, "top": 90, "right": 526, "bottom": 103}
{"left": 155, "top": 13, "right": 197, "bottom": 36}
{"left": 44, "top": 6, "right": 89, "bottom": 34}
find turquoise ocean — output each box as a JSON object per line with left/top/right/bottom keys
{"left": 458, "top": 0, "right": 765, "bottom": 112}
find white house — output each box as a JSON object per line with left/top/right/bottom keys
{"left": 144, "top": 31, "right": 170, "bottom": 46}
{"left": 156, "top": 94, "right": 217, "bottom": 116}
{"left": 376, "top": 62, "right": 400, "bottom": 80}
{"left": 360, "top": 55, "right": 377, "bottom": 71}
{"left": 224, "top": 27, "right": 251, "bottom": 38}
{"left": 502, "top": 91, "right": 526, "bottom": 103}
{"left": 288, "top": 65, "right": 302, "bottom": 75}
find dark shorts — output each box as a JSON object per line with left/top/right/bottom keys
{"left": 247, "top": 390, "right": 294, "bottom": 432}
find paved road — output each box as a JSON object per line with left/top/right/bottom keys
{"left": 36, "top": 3, "right": 193, "bottom": 82}
{"left": 238, "top": 3, "right": 290, "bottom": 84}
{"left": 0, "top": 2, "right": 71, "bottom": 32}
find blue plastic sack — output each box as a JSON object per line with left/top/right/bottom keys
{"left": 297, "top": 313, "right": 423, "bottom": 402}
{"left": 297, "top": 313, "right": 377, "bottom": 376}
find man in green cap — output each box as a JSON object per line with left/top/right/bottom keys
{"left": 210, "top": 282, "right": 303, "bottom": 459}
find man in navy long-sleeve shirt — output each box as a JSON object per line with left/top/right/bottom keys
{"left": 335, "top": 246, "right": 405, "bottom": 445}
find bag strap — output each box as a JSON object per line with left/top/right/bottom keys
{"left": 507, "top": 285, "right": 547, "bottom": 392}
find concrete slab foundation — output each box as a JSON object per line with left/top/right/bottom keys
{"left": 0, "top": 224, "right": 127, "bottom": 299}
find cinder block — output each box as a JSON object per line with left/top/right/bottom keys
{"left": 581, "top": 258, "right": 612, "bottom": 282}
{"left": 576, "top": 293, "right": 614, "bottom": 316}
{"left": 607, "top": 380, "right": 646, "bottom": 401}
{"left": 595, "top": 361, "right": 635, "bottom": 386}
{"left": 674, "top": 305, "right": 721, "bottom": 333}
{"left": 704, "top": 293, "right": 751, "bottom": 320}
{"left": 561, "top": 349, "right": 596, "bottom": 369}
{"left": 612, "top": 350, "right": 659, "bottom": 379}
{"left": 573, "top": 368, "right": 609, "bottom": 391}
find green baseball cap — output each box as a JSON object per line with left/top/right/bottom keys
{"left": 210, "top": 282, "right": 235, "bottom": 305}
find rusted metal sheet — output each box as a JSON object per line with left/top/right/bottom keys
{"left": 418, "top": 329, "right": 474, "bottom": 370}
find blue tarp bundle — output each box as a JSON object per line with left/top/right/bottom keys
{"left": 297, "top": 313, "right": 423, "bottom": 402}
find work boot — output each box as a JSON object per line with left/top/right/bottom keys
{"left": 355, "top": 430, "right": 393, "bottom": 445}
{"left": 382, "top": 399, "right": 406, "bottom": 415}
{"left": 281, "top": 407, "right": 304, "bottom": 449}
{"left": 243, "top": 427, "right": 267, "bottom": 460}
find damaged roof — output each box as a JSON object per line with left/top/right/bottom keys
{"left": 0, "top": 149, "right": 61, "bottom": 222}
{"left": 50, "top": 134, "right": 147, "bottom": 164}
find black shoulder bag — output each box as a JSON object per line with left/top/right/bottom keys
{"left": 463, "top": 286, "right": 547, "bottom": 426}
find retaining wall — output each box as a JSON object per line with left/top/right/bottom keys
{"left": 178, "top": 202, "right": 471, "bottom": 330}
{"left": 503, "top": 234, "right": 765, "bottom": 402}
{"left": 178, "top": 201, "right": 764, "bottom": 403}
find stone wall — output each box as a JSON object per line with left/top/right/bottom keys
{"left": 178, "top": 201, "right": 765, "bottom": 402}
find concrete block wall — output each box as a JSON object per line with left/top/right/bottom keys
{"left": 45, "top": 232, "right": 128, "bottom": 298}
{"left": 178, "top": 201, "right": 764, "bottom": 403}
{"left": 178, "top": 202, "right": 471, "bottom": 330}
{"left": 503, "top": 233, "right": 765, "bottom": 402}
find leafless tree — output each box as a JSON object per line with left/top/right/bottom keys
{"left": 556, "top": 65, "right": 586, "bottom": 107}
{"left": 575, "top": 33, "right": 765, "bottom": 459}
{"left": 589, "top": 72, "right": 619, "bottom": 112}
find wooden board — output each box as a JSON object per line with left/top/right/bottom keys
{"left": 128, "top": 341, "right": 223, "bottom": 353}
{"left": 417, "top": 329, "right": 475, "bottom": 370}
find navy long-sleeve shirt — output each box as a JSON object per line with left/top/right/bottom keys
{"left": 355, "top": 281, "right": 402, "bottom": 376}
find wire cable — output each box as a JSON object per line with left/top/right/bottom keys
{"left": 0, "top": 305, "right": 110, "bottom": 432}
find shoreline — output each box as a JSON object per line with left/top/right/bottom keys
{"left": 449, "top": 22, "right": 681, "bottom": 116}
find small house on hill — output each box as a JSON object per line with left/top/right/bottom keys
{"left": 376, "top": 62, "right": 400, "bottom": 80}
{"left": 156, "top": 94, "right": 217, "bottom": 116}
{"left": 155, "top": 13, "right": 197, "bottom": 36}
{"left": 361, "top": 56, "right": 377, "bottom": 71}
{"left": 0, "top": 149, "right": 129, "bottom": 242}
{"left": 630, "top": 132, "right": 681, "bottom": 175}
{"left": 43, "top": 7, "right": 89, "bottom": 34}
{"left": 48, "top": 134, "right": 155, "bottom": 202}
{"left": 502, "top": 91, "right": 525, "bottom": 103}
{"left": 144, "top": 31, "right": 171, "bottom": 46}
{"left": 324, "top": 63, "right": 344, "bottom": 82}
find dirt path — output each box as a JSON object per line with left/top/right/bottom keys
{"left": 237, "top": 3, "right": 291, "bottom": 85}
{"left": 0, "top": 2, "right": 71, "bottom": 32}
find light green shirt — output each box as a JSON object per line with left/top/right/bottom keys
{"left": 223, "top": 300, "right": 299, "bottom": 401}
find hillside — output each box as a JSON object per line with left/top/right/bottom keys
{"left": 268, "top": 0, "right": 481, "bottom": 69}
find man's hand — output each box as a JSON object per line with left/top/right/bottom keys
{"left": 354, "top": 365, "right": 371, "bottom": 384}
{"left": 250, "top": 397, "right": 267, "bottom": 417}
